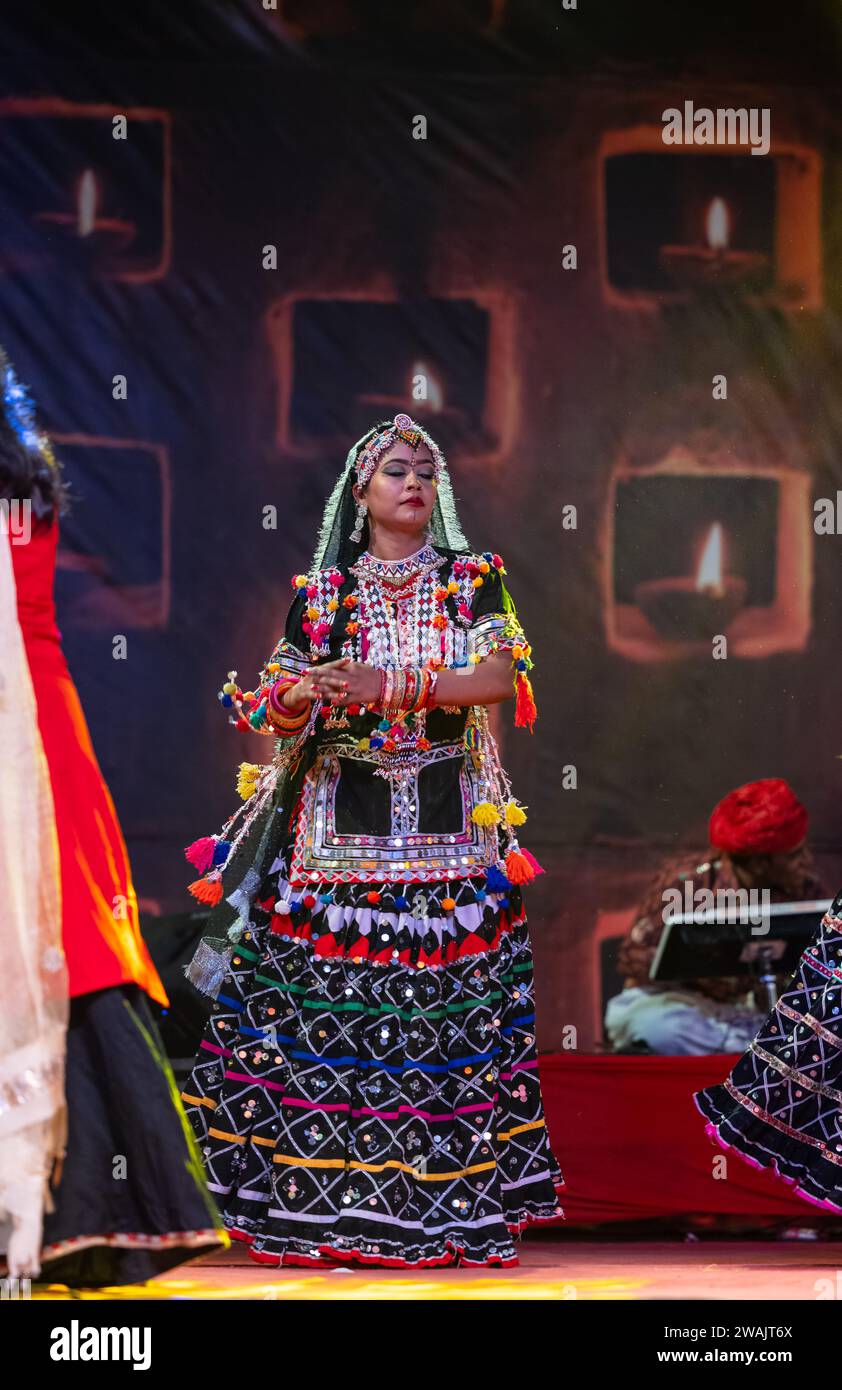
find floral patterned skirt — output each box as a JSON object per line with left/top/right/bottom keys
{"left": 694, "top": 897, "right": 842, "bottom": 1214}
{"left": 180, "top": 843, "right": 565, "bottom": 1268}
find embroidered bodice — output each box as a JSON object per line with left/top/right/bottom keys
{"left": 238, "top": 546, "right": 533, "bottom": 887}
{"left": 347, "top": 542, "right": 463, "bottom": 669}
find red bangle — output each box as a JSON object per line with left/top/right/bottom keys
{"left": 269, "top": 677, "right": 301, "bottom": 711}
{"left": 266, "top": 677, "right": 309, "bottom": 731}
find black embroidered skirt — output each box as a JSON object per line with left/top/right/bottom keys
{"left": 181, "top": 844, "right": 565, "bottom": 1268}
{"left": 694, "top": 896, "right": 842, "bottom": 1214}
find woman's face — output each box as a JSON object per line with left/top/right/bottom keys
{"left": 355, "top": 441, "right": 437, "bottom": 536}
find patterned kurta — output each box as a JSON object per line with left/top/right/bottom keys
{"left": 180, "top": 543, "right": 565, "bottom": 1267}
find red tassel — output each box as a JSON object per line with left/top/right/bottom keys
{"left": 520, "top": 847, "right": 545, "bottom": 878}
{"left": 184, "top": 835, "right": 216, "bottom": 873}
{"left": 514, "top": 672, "right": 537, "bottom": 732}
{"left": 187, "top": 874, "right": 224, "bottom": 905}
{"left": 504, "top": 848, "right": 535, "bottom": 884}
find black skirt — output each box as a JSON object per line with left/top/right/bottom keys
{"left": 181, "top": 841, "right": 565, "bottom": 1268}
{"left": 34, "top": 984, "right": 226, "bottom": 1287}
{"left": 694, "top": 896, "right": 842, "bottom": 1214}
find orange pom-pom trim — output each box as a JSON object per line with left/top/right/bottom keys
{"left": 504, "top": 849, "right": 535, "bottom": 884}
{"left": 188, "top": 875, "right": 224, "bottom": 905}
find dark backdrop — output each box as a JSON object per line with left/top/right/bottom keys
{"left": 3, "top": 1, "right": 842, "bottom": 1048}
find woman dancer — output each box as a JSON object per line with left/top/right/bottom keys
{"left": 181, "top": 413, "right": 565, "bottom": 1267}
{"left": 0, "top": 349, "right": 225, "bottom": 1284}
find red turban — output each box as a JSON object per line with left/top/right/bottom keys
{"left": 708, "top": 778, "right": 808, "bottom": 856}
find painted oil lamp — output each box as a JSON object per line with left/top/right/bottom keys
{"left": 359, "top": 360, "right": 468, "bottom": 434}
{"left": 634, "top": 522, "right": 747, "bottom": 640}
{"left": 659, "top": 197, "right": 770, "bottom": 292}
{"left": 35, "top": 168, "right": 137, "bottom": 263}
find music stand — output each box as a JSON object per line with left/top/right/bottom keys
{"left": 650, "top": 898, "right": 831, "bottom": 1011}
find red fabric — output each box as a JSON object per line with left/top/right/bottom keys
{"left": 538, "top": 1052, "right": 819, "bottom": 1224}
{"left": 708, "top": 777, "right": 808, "bottom": 856}
{"left": 11, "top": 513, "right": 168, "bottom": 1006}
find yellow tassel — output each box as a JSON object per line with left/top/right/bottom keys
{"left": 236, "top": 761, "right": 261, "bottom": 800}
{"left": 504, "top": 800, "right": 527, "bottom": 826}
{"left": 472, "top": 801, "right": 500, "bottom": 827}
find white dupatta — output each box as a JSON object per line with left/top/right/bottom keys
{"left": 0, "top": 514, "right": 68, "bottom": 1278}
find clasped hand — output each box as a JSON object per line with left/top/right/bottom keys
{"left": 282, "top": 657, "right": 381, "bottom": 711}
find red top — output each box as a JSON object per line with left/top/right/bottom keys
{"left": 11, "top": 512, "right": 168, "bottom": 1006}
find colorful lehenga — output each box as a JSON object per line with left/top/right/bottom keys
{"left": 180, "top": 524, "right": 565, "bottom": 1267}
{"left": 694, "top": 892, "right": 842, "bottom": 1213}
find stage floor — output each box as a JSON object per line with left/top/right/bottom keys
{"left": 34, "top": 1233, "right": 842, "bottom": 1300}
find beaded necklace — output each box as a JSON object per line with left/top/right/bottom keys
{"left": 350, "top": 541, "right": 442, "bottom": 590}
{"left": 350, "top": 543, "right": 446, "bottom": 669}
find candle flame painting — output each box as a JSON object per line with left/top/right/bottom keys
{"left": 76, "top": 168, "right": 97, "bottom": 237}
{"left": 705, "top": 197, "right": 729, "bottom": 252}
{"left": 695, "top": 521, "right": 724, "bottom": 593}
{"left": 410, "top": 359, "right": 445, "bottom": 411}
